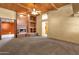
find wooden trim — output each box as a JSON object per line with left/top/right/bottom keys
{"left": 15, "top": 13, "right": 17, "bottom": 38}
{"left": 0, "top": 17, "right": 1, "bottom": 40}
{"left": 17, "top": 4, "right": 30, "bottom": 10}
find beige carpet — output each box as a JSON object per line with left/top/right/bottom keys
{"left": 0, "top": 36, "right": 79, "bottom": 55}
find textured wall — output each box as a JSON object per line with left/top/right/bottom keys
{"left": 48, "top": 4, "right": 79, "bottom": 44}
{"left": 48, "top": 17, "right": 79, "bottom": 44}
{"left": 36, "top": 15, "right": 42, "bottom": 35}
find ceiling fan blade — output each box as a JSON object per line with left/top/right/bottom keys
{"left": 36, "top": 11, "right": 41, "bottom": 12}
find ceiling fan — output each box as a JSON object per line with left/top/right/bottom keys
{"left": 31, "top": 3, "right": 41, "bottom": 15}
{"left": 17, "top": 3, "right": 41, "bottom": 16}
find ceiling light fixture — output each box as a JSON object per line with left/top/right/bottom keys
{"left": 31, "top": 3, "right": 41, "bottom": 15}
{"left": 32, "top": 8, "right": 38, "bottom": 15}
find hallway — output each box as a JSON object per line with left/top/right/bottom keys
{"left": 0, "top": 36, "right": 79, "bottom": 55}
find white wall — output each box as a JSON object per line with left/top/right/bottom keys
{"left": 48, "top": 17, "right": 79, "bottom": 44}
{"left": 0, "top": 8, "right": 16, "bottom": 19}
{"left": 47, "top": 4, "right": 79, "bottom": 44}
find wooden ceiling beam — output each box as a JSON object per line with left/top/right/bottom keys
{"left": 0, "top": 3, "right": 69, "bottom": 15}
{"left": 0, "top": 3, "right": 27, "bottom": 13}
{"left": 34, "top": 4, "right": 49, "bottom": 12}
{"left": 17, "top": 3, "right": 31, "bottom": 11}
{"left": 22, "top": 3, "right": 48, "bottom": 12}
{"left": 50, "top": 3, "right": 58, "bottom": 10}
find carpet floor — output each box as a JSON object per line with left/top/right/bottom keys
{"left": 0, "top": 36, "right": 79, "bottom": 55}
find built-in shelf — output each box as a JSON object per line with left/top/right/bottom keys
{"left": 29, "top": 20, "right": 36, "bottom": 23}
{"left": 28, "top": 15, "right": 36, "bottom": 35}
{"left": 29, "top": 27, "right": 35, "bottom": 28}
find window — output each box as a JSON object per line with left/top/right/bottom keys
{"left": 42, "top": 13, "right": 48, "bottom": 20}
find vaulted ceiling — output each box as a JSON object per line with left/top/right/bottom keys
{"left": 0, "top": 3, "right": 68, "bottom": 15}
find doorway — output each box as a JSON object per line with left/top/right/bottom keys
{"left": 42, "top": 21, "right": 48, "bottom": 37}
{"left": 42, "top": 13, "right": 48, "bottom": 37}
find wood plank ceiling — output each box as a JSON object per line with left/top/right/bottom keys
{"left": 0, "top": 3, "right": 68, "bottom": 15}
